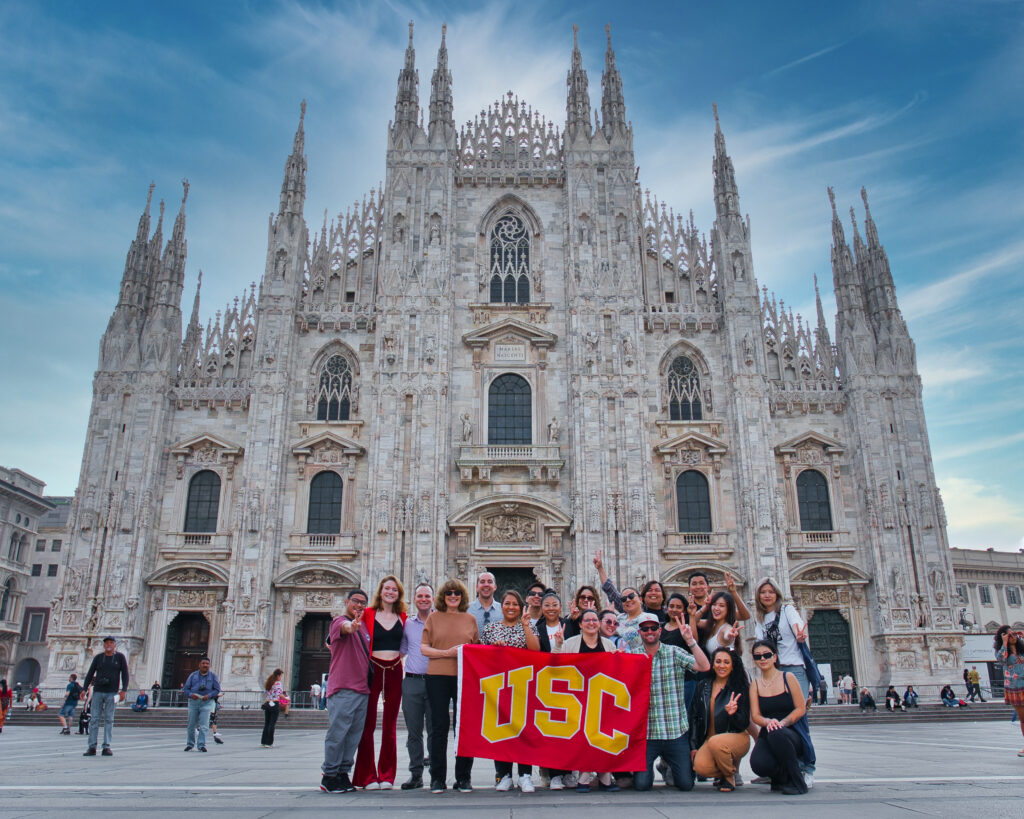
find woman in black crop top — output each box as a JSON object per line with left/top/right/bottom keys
{"left": 748, "top": 639, "right": 808, "bottom": 794}
{"left": 353, "top": 575, "right": 408, "bottom": 789}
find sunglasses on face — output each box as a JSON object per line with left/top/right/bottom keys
{"left": 578, "top": 595, "right": 595, "bottom": 601}
{"left": 622, "top": 593, "right": 638, "bottom": 601}
{"left": 638, "top": 624, "right": 660, "bottom": 633}
{"left": 752, "top": 651, "right": 774, "bottom": 660}
{"left": 527, "top": 591, "right": 542, "bottom": 597}
{"left": 445, "top": 591, "right": 462, "bottom": 597}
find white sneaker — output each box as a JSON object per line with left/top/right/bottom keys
{"left": 364, "top": 782, "right": 380, "bottom": 790}
{"left": 549, "top": 775, "right": 564, "bottom": 790}
{"left": 803, "top": 772, "right": 814, "bottom": 789}
{"left": 495, "top": 775, "right": 513, "bottom": 792}
{"left": 378, "top": 781, "right": 393, "bottom": 790}
{"left": 518, "top": 774, "right": 535, "bottom": 793}
{"left": 563, "top": 772, "right": 578, "bottom": 788}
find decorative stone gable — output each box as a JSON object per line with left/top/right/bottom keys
{"left": 170, "top": 434, "right": 244, "bottom": 480}
{"left": 775, "top": 431, "right": 845, "bottom": 478}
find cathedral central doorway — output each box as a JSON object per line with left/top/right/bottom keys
{"left": 293, "top": 613, "right": 331, "bottom": 697}
{"left": 487, "top": 567, "right": 540, "bottom": 599}
{"left": 162, "top": 612, "right": 210, "bottom": 699}
{"left": 807, "top": 609, "right": 855, "bottom": 680}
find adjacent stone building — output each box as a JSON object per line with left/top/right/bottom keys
{"left": 44, "top": 24, "right": 962, "bottom": 692}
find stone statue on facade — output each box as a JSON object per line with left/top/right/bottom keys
{"left": 547, "top": 416, "right": 560, "bottom": 443}
{"left": 461, "top": 412, "right": 473, "bottom": 442}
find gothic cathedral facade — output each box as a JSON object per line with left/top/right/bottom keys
{"left": 45, "top": 24, "right": 962, "bottom": 691}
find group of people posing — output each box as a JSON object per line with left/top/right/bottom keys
{"left": 317, "top": 557, "right": 820, "bottom": 796}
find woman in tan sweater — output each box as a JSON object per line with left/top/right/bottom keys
{"left": 421, "top": 578, "right": 479, "bottom": 794}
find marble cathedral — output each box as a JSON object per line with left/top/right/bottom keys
{"left": 45, "top": 24, "right": 963, "bottom": 691}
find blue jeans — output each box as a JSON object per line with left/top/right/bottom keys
{"left": 186, "top": 698, "right": 216, "bottom": 748}
{"left": 88, "top": 691, "right": 118, "bottom": 750}
{"left": 634, "top": 734, "right": 693, "bottom": 791}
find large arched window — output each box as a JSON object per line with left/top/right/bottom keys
{"left": 184, "top": 470, "right": 221, "bottom": 533}
{"left": 797, "top": 469, "right": 833, "bottom": 531}
{"left": 668, "top": 356, "right": 703, "bottom": 421}
{"left": 307, "top": 471, "right": 343, "bottom": 534}
{"left": 0, "top": 578, "right": 13, "bottom": 621}
{"left": 676, "top": 470, "right": 712, "bottom": 533}
{"left": 488, "top": 373, "right": 532, "bottom": 445}
{"left": 489, "top": 213, "right": 530, "bottom": 304}
{"left": 316, "top": 355, "right": 352, "bottom": 421}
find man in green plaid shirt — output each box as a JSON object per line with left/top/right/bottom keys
{"left": 626, "top": 612, "right": 709, "bottom": 790}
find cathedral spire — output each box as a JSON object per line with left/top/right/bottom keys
{"left": 814, "top": 273, "right": 834, "bottom": 372}
{"left": 600, "top": 24, "right": 627, "bottom": 137}
{"left": 566, "top": 24, "right": 592, "bottom": 139}
{"left": 428, "top": 23, "right": 455, "bottom": 145}
{"left": 859, "top": 187, "right": 905, "bottom": 334}
{"left": 118, "top": 184, "right": 157, "bottom": 310}
{"left": 712, "top": 104, "right": 741, "bottom": 219}
{"left": 156, "top": 180, "right": 189, "bottom": 304}
{"left": 278, "top": 101, "right": 307, "bottom": 218}
{"left": 393, "top": 21, "right": 420, "bottom": 133}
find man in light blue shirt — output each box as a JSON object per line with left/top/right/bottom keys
{"left": 467, "top": 571, "right": 501, "bottom": 634}
{"left": 182, "top": 656, "right": 221, "bottom": 752}
{"left": 399, "top": 583, "right": 434, "bottom": 789}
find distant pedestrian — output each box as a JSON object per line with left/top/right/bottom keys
{"left": 183, "top": 656, "right": 221, "bottom": 752}
{"left": 0, "top": 679, "right": 11, "bottom": 733}
{"left": 841, "top": 674, "right": 854, "bottom": 705}
{"left": 903, "top": 686, "right": 919, "bottom": 708}
{"left": 81, "top": 636, "right": 129, "bottom": 756}
{"left": 262, "top": 668, "right": 286, "bottom": 748}
{"left": 209, "top": 696, "right": 225, "bottom": 744}
{"left": 310, "top": 681, "right": 321, "bottom": 709}
{"left": 859, "top": 688, "right": 877, "bottom": 711}
{"left": 320, "top": 588, "right": 372, "bottom": 794}
{"left": 968, "top": 666, "right": 985, "bottom": 702}
{"left": 884, "top": 685, "right": 904, "bottom": 712}
{"left": 131, "top": 690, "right": 149, "bottom": 712}
{"left": 151, "top": 681, "right": 161, "bottom": 708}
{"left": 816, "top": 678, "right": 828, "bottom": 705}
{"left": 994, "top": 626, "right": 1024, "bottom": 757}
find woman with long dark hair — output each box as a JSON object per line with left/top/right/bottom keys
{"left": 481, "top": 589, "right": 540, "bottom": 792}
{"left": 689, "top": 647, "right": 751, "bottom": 791}
{"left": 354, "top": 575, "right": 408, "bottom": 789}
{"left": 698, "top": 591, "right": 741, "bottom": 655}
{"left": 748, "top": 639, "right": 807, "bottom": 794}
{"left": 261, "top": 668, "right": 285, "bottom": 748}
{"left": 994, "top": 625, "right": 1024, "bottom": 755}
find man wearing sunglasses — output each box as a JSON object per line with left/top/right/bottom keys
{"left": 626, "top": 613, "right": 709, "bottom": 791}
{"left": 525, "top": 582, "right": 546, "bottom": 626}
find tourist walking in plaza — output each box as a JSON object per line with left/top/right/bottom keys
{"left": 0, "top": 679, "right": 11, "bottom": 732}
{"left": 690, "top": 647, "right": 751, "bottom": 792}
{"left": 262, "top": 668, "right": 286, "bottom": 748}
{"left": 81, "top": 636, "right": 129, "bottom": 756}
{"left": 994, "top": 625, "right": 1024, "bottom": 755}
{"left": 182, "top": 656, "right": 221, "bottom": 752}
{"left": 967, "top": 666, "right": 986, "bottom": 701}
{"left": 353, "top": 575, "right": 408, "bottom": 790}
{"left": 482, "top": 589, "right": 540, "bottom": 792}
{"left": 320, "top": 588, "right": 372, "bottom": 793}
{"left": 749, "top": 639, "right": 808, "bottom": 794}
{"left": 399, "top": 583, "right": 434, "bottom": 790}
{"left": 421, "top": 578, "right": 479, "bottom": 794}
{"left": 58, "top": 674, "right": 83, "bottom": 734}
{"left": 626, "top": 612, "right": 709, "bottom": 791}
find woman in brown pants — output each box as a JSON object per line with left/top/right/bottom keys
{"left": 689, "top": 647, "right": 751, "bottom": 791}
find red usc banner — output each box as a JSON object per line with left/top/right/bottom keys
{"left": 456, "top": 644, "right": 651, "bottom": 771}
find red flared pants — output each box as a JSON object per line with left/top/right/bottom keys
{"left": 352, "top": 656, "right": 403, "bottom": 787}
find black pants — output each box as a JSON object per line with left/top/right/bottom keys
{"left": 495, "top": 761, "right": 532, "bottom": 778}
{"left": 750, "top": 726, "right": 806, "bottom": 792}
{"left": 425, "top": 675, "right": 472, "bottom": 784}
{"left": 261, "top": 703, "right": 279, "bottom": 746}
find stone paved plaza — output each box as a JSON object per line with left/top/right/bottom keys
{"left": 0, "top": 719, "right": 1022, "bottom": 817}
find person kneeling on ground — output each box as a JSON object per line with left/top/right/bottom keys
{"left": 690, "top": 647, "right": 751, "bottom": 792}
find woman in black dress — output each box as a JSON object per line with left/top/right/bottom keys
{"left": 748, "top": 639, "right": 807, "bottom": 794}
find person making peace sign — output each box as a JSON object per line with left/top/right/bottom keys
{"left": 689, "top": 647, "right": 751, "bottom": 792}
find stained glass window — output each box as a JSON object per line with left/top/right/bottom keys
{"left": 668, "top": 356, "right": 702, "bottom": 421}
{"left": 489, "top": 214, "right": 530, "bottom": 304}
{"left": 316, "top": 355, "right": 352, "bottom": 421}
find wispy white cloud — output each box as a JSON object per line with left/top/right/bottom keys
{"left": 762, "top": 41, "right": 850, "bottom": 79}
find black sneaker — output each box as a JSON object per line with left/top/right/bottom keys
{"left": 430, "top": 779, "right": 447, "bottom": 793}
{"left": 184, "top": 746, "right": 193, "bottom": 752}
{"left": 336, "top": 773, "right": 356, "bottom": 793}
{"left": 400, "top": 776, "right": 423, "bottom": 790}
{"left": 321, "top": 774, "right": 344, "bottom": 793}
{"left": 455, "top": 779, "right": 473, "bottom": 792}
{"left": 83, "top": 747, "right": 97, "bottom": 756}
{"left": 214, "top": 735, "right": 224, "bottom": 745}
{"left": 101, "top": 749, "right": 113, "bottom": 756}
{"left": 199, "top": 747, "right": 207, "bottom": 752}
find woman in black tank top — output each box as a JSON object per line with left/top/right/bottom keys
{"left": 748, "top": 639, "right": 808, "bottom": 794}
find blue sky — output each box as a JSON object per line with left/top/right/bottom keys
{"left": 1, "top": 0, "right": 1021, "bottom": 550}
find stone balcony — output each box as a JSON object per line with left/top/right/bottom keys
{"left": 284, "top": 533, "right": 358, "bottom": 561}
{"left": 456, "top": 444, "right": 563, "bottom": 483}
{"left": 159, "top": 533, "right": 232, "bottom": 560}
{"left": 786, "top": 530, "right": 854, "bottom": 558}
{"left": 661, "top": 531, "right": 732, "bottom": 559}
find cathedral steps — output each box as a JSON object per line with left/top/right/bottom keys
{"left": 6, "top": 701, "right": 1010, "bottom": 729}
